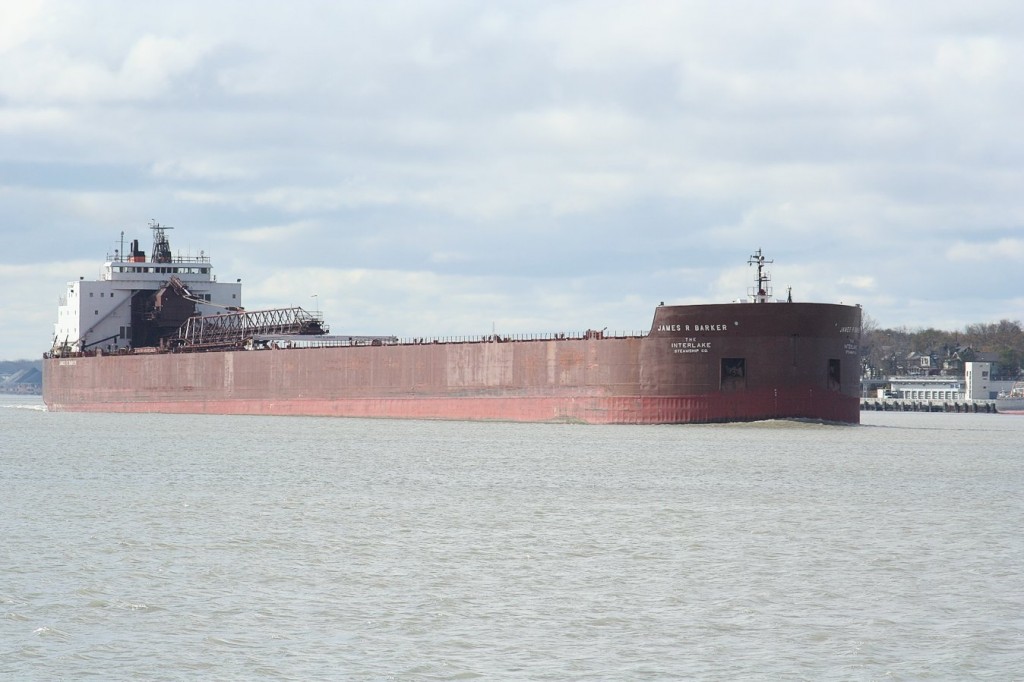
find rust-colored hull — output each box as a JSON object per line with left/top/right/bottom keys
{"left": 43, "top": 302, "right": 862, "bottom": 424}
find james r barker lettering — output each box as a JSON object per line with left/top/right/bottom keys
{"left": 657, "top": 323, "right": 729, "bottom": 332}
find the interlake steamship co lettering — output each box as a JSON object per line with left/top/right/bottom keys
{"left": 671, "top": 338, "right": 711, "bottom": 354}
{"left": 657, "top": 323, "right": 729, "bottom": 333}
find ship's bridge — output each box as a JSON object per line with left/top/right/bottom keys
{"left": 103, "top": 256, "right": 215, "bottom": 283}
{"left": 51, "top": 224, "right": 241, "bottom": 354}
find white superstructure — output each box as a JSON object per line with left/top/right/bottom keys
{"left": 52, "top": 223, "right": 242, "bottom": 353}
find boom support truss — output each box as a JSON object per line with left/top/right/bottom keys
{"left": 175, "top": 307, "right": 327, "bottom": 350}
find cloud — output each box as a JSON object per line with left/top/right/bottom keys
{"left": 228, "top": 221, "right": 318, "bottom": 244}
{"left": 839, "top": 276, "right": 877, "bottom": 291}
{"left": 0, "top": 0, "right": 46, "bottom": 52}
{"left": 0, "top": 31, "right": 211, "bottom": 104}
{"left": 151, "top": 158, "right": 258, "bottom": 183}
{"left": 1, "top": 1, "right": 1023, "bottom": 359}
{"left": 946, "top": 238, "right": 1024, "bottom": 262}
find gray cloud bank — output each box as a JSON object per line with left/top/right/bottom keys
{"left": 1, "top": 0, "right": 1022, "bottom": 359}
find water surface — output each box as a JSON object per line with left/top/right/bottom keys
{"left": 2, "top": 396, "right": 1022, "bottom": 679}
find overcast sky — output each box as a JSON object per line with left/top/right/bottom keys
{"left": 2, "top": 1, "right": 1022, "bottom": 360}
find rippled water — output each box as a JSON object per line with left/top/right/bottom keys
{"left": 2, "top": 394, "right": 1022, "bottom": 679}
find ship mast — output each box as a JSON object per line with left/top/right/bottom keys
{"left": 150, "top": 220, "right": 174, "bottom": 264}
{"left": 748, "top": 248, "right": 773, "bottom": 303}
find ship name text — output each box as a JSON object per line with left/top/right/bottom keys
{"left": 658, "top": 323, "right": 729, "bottom": 333}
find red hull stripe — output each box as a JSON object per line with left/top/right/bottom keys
{"left": 47, "top": 389, "right": 859, "bottom": 424}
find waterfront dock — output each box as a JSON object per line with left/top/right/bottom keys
{"left": 861, "top": 399, "right": 998, "bottom": 413}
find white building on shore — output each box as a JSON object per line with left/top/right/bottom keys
{"left": 882, "top": 376, "right": 963, "bottom": 402}
{"left": 964, "top": 361, "right": 1017, "bottom": 401}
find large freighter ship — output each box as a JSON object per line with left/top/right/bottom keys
{"left": 43, "top": 225, "right": 862, "bottom": 424}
